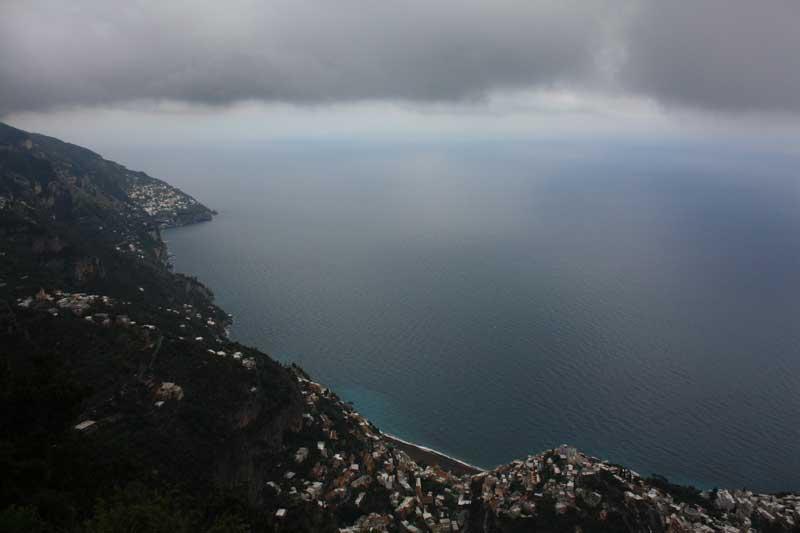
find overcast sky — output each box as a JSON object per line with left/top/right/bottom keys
{"left": 2, "top": 0, "right": 800, "bottom": 145}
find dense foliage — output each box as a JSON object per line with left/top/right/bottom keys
{"left": 0, "top": 121, "right": 297, "bottom": 531}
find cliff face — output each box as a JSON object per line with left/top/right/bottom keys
{"left": 0, "top": 122, "right": 306, "bottom": 530}
{"left": 1, "top": 122, "right": 798, "bottom": 533}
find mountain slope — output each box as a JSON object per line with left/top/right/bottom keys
{"left": 1, "top": 122, "right": 798, "bottom": 532}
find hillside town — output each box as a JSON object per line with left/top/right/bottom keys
{"left": 276, "top": 376, "right": 475, "bottom": 532}
{"left": 127, "top": 180, "right": 200, "bottom": 223}
{"left": 266, "top": 373, "right": 800, "bottom": 532}
{"left": 474, "top": 447, "right": 800, "bottom": 532}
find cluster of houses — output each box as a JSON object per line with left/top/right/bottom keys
{"left": 114, "top": 239, "right": 148, "bottom": 261}
{"left": 164, "top": 302, "right": 229, "bottom": 335}
{"left": 141, "top": 302, "right": 257, "bottom": 371}
{"left": 18, "top": 288, "right": 122, "bottom": 320}
{"left": 272, "top": 376, "right": 800, "bottom": 532}
{"left": 472, "top": 445, "right": 800, "bottom": 531}
{"left": 16, "top": 288, "right": 257, "bottom": 375}
{"left": 271, "top": 376, "right": 474, "bottom": 532}
{"left": 203, "top": 345, "right": 257, "bottom": 371}
{"left": 712, "top": 490, "right": 800, "bottom": 532}
{"left": 127, "top": 180, "right": 198, "bottom": 224}
{"left": 418, "top": 441, "right": 800, "bottom": 532}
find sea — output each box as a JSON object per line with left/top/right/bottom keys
{"left": 110, "top": 139, "right": 800, "bottom": 492}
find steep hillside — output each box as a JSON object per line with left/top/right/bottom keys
{"left": 1, "top": 122, "right": 798, "bottom": 532}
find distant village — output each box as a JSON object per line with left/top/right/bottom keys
{"left": 127, "top": 180, "right": 201, "bottom": 226}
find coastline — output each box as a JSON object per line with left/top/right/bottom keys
{"left": 164, "top": 219, "right": 483, "bottom": 478}
{"left": 381, "top": 433, "right": 484, "bottom": 477}
{"left": 7, "top": 120, "right": 800, "bottom": 531}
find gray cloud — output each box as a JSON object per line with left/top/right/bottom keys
{"left": 1, "top": 0, "right": 799, "bottom": 116}
{"left": 622, "top": 1, "right": 800, "bottom": 113}
{"left": 0, "top": 0, "right": 611, "bottom": 114}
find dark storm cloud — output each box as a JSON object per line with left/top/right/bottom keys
{"left": 1, "top": 0, "right": 799, "bottom": 115}
{"left": 0, "top": 0, "right": 610, "bottom": 115}
{"left": 622, "top": 1, "right": 800, "bottom": 113}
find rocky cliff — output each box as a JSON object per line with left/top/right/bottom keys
{"left": 1, "top": 122, "right": 798, "bottom": 532}
{"left": 0, "top": 121, "right": 306, "bottom": 531}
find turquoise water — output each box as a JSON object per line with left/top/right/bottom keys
{"left": 141, "top": 141, "right": 800, "bottom": 492}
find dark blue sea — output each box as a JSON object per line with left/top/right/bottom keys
{"left": 114, "top": 140, "right": 800, "bottom": 492}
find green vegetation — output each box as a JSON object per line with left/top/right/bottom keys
{"left": 0, "top": 121, "right": 297, "bottom": 531}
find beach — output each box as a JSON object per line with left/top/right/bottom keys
{"left": 382, "top": 433, "right": 484, "bottom": 477}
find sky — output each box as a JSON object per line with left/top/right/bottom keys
{"left": 2, "top": 0, "right": 800, "bottom": 147}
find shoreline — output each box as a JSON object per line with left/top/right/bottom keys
{"left": 292, "top": 376, "right": 485, "bottom": 477}
{"left": 381, "top": 433, "right": 484, "bottom": 477}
